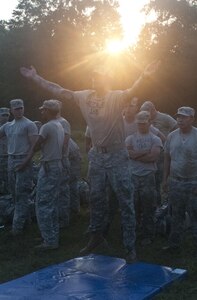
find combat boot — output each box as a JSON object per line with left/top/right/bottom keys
{"left": 80, "top": 232, "right": 107, "bottom": 255}
{"left": 34, "top": 241, "right": 59, "bottom": 251}
{"left": 125, "top": 248, "right": 137, "bottom": 264}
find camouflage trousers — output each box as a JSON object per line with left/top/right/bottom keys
{"left": 88, "top": 148, "right": 136, "bottom": 251}
{"left": 133, "top": 172, "right": 157, "bottom": 240}
{"left": 58, "top": 157, "right": 70, "bottom": 228}
{"left": 8, "top": 156, "right": 33, "bottom": 233}
{"left": 0, "top": 194, "right": 14, "bottom": 224}
{"left": 69, "top": 155, "right": 81, "bottom": 214}
{"left": 155, "top": 151, "right": 169, "bottom": 205}
{"left": 36, "top": 160, "right": 62, "bottom": 246}
{"left": 168, "top": 178, "right": 197, "bottom": 247}
{"left": 0, "top": 156, "right": 9, "bottom": 195}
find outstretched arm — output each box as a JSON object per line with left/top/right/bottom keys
{"left": 20, "top": 66, "right": 74, "bottom": 100}
{"left": 124, "top": 60, "right": 161, "bottom": 103}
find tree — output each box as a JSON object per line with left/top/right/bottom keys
{"left": 134, "top": 0, "right": 197, "bottom": 112}
{"left": 0, "top": 0, "right": 123, "bottom": 124}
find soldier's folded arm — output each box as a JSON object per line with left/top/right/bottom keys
{"left": 137, "top": 145, "right": 161, "bottom": 163}
{"left": 126, "top": 145, "right": 148, "bottom": 160}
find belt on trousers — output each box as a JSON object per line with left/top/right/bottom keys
{"left": 171, "top": 176, "right": 197, "bottom": 182}
{"left": 41, "top": 160, "right": 62, "bottom": 172}
{"left": 9, "top": 154, "right": 27, "bottom": 159}
{"left": 93, "top": 143, "right": 125, "bottom": 154}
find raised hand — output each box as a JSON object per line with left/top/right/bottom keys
{"left": 143, "top": 60, "right": 161, "bottom": 77}
{"left": 20, "top": 65, "right": 37, "bottom": 79}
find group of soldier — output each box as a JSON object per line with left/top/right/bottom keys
{"left": 0, "top": 60, "right": 196, "bottom": 263}
{"left": 0, "top": 99, "right": 82, "bottom": 250}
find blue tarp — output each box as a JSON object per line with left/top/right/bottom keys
{"left": 0, "top": 254, "right": 187, "bottom": 299}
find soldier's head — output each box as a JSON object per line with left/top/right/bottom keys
{"left": 0, "top": 107, "right": 10, "bottom": 125}
{"left": 140, "top": 101, "right": 157, "bottom": 120}
{"left": 175, "top": 106, "right": 195, "bottom": 131}
{"left": 91, "top": 66, "right": 113, "bottom": 93}
{"left": 135, "top": 111, "right": 151, "bottom": 134}
{"left": 39, "top": 99, "right": 59, "bottom": 122}
{"left": 10, "top": 99, "right": 24, "bottom": 120}
{"left": 54, "top": 100, "right": 62, "bottom": 117}
{"left": 123, "top": 97, "right": 139, "bottom": 121}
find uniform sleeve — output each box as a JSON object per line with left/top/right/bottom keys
{"left": 125, "top": 135, "right": 133, "bottom": 147}
{"left": 0, "top": 124, "right": 6, "bottom": 137}
{"left": 39, "top": 124, "right": 48, "bottom": 140}
{"left": 27, "top": 122, "right": 38, "bottom": 136}
{"left": 167, "top": 115, "right": 177, "bottom": 131}
{"left": 150, "top": 125, "right": 159, "bottom": 135}
{"left": 153, "top": 135, "right": 163, "bottom": 149}
{"left": 164, "top": 135, "right": 171, "bottom": 154}
{"left": 61, "top": 120, "right": 71, "bottom": 135}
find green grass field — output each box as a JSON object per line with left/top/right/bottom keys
{"left": 0, "top": 129, "right": 196, "bottom": 299}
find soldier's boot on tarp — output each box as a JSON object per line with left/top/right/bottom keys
{"left": 125, "top": 248, "right": 137, "bottom": 264}
{"left": 80, "top": 232, "right": 108, "bottom": 255}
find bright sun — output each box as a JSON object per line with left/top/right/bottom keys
{"left": 105, "top": 0, "right": 155, "bottom": 54}
{"left": 105, "top": 39, "right": 126, "bottom": 54}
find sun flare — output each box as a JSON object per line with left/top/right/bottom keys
{"left": 105, "top": 39, "right": 126, "bottom": 54}
{"left": 105, "top": 1, "right": 155, "bottom": 54}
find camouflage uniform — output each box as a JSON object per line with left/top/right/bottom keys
{"left": 70, "top": 89, "right": 137, "bottom": 254}
{"left": 8, "top": 157, "right": 33, "bottom": 231}
{"left": 0, "top": 156, "right": 9, "bottom": 195}
{"left": 88, "top": 148, "right": 135, "bottom": 251}
{"left": 168, "top": 179, "right": 197, "bottom": 247}
{"left": 125, "top": 113, "right": 162, "bottom": 243}
{"left": 140, "top": 101, "right": 177, "bottom": 205}
{"left": 0, "top": 193, "right": 35, "bottom": 225}
{"left": 164, "top": 112, "right": 197, "bottom": 247}
{"left": 85, "top": 126, "right": 120, "bottom": 236}
{"left": 78, "top": 179, "right": 90, "bottom": 206}
{"left": 133, "top": 173, "right": 157, "bottom": 239}
{"left": 0, "top": 108, "right": 10, "bottom": 195}
{"left": 36, "top": 160, "right": 62, "bottom": 246}
{"left": 68, "top": 138, "right": 82, "bottom": 214}
{"left": 0, "top": 100, "right": 37, "bottom": 234}
{"left": 36, "top": 102, "right": 65, "bottom": 247}
{"left": 0, "top": 195, "right": 14, "bottom": 224}
{"left": 57, "top": 116, "right": 71, "bottom": 228}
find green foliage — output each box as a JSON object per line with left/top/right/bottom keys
{"left": 0, "top": 0, "right": 122, "bottom": 125}
{"left": 134, "top": 0, "right": 197, "bottom": 112}
{"left": 0, "top": 0, "right": 197, "bottom": 122}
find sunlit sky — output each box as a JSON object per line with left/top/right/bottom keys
{"left": 0, "top": 0, "right": 153, "bottom": 50}
{"left": 0, "top": 0, "right": 18, "bottom": 20}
